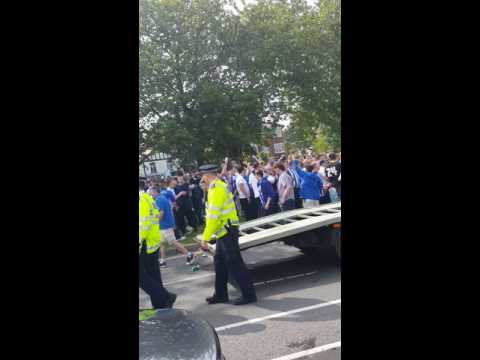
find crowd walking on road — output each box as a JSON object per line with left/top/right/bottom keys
{"left": 139, "top": 150, "right": 340, "bottom": 309}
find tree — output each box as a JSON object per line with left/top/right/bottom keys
{"left": 139, "top": 0, "right": 341, "bottom": 166}
{"left": 239, "top": 0, "right": 341, "bottom": 146}
{"left": 139, "top": 0, "right": 277, "bottom": 166}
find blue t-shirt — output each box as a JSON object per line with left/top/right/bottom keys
{"left": 259, "top": 177, "right": 278, "bottom": 207}
{"left": 293, "top": 162, "right": 323, "bottom": 200}
{"left": 155, "top": 194, "right": 175, "bottom": 230}
{"left": 161, "top": 189, "right": 176, "bottom": 205}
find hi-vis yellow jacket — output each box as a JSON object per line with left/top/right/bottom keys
{"left": 139, "top": 191, "right": 161, "bottom": 254}
{"left": 202, "top": 178, "right": 239, "bottom": 242}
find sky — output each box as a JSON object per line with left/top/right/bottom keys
{"left": 226, "top": 0, "right": 318, "bottom": 13}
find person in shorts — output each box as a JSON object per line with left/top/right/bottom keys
{"left": 150, "top": 187, "right": 195, "bottom": 268}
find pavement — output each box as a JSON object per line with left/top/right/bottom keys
{"left": 140, "top": 241, "right": 341, "bottom": 360}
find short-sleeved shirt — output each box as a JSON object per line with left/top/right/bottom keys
{"left": 277, "top": 171, "right": 295, "bottom": 202}
{"left": 161, "top": 189, "right": 176, "bottom": 205}
{"left": 325, "top": 161, "right": 341, "bottom": 187}
{"left": 155, "top": 194, "right": 175, "bottom": 230}
{"left": 259, "top": 177, "right": 278, "bottom": 206}
{"left": 249, "top": 173, "right": 260, "bottom": 198}
{"left": 235, "top": 175, "right": 250, "bottom": 199}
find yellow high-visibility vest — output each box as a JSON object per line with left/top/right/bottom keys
{"left": 139, "top": 192, "right": 161, "bottom": 254}
{"left": 202, "top": 178, "right": 239, "bottom": 242}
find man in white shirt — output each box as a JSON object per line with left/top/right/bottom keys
{"left": 235, "top": 165, "right": 252, "bottom": 220}
{"left": 248, "top": 163, "right": 260, "bottom": 219}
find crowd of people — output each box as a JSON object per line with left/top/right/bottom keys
{"left": 139, "top": 150, "right": 341, "bottom": 309}
{"left": 219, "top": 151, "right": 341, "bottom": 219}
{"left": 143, "top": 151, "right": 341, "bottom": 261}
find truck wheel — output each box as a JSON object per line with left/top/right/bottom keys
{"left": 332, "top": 230, "right": 341, "bottom": 263}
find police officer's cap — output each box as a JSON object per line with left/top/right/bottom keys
{"left": 198, "top": 164, "right": 218, "bottom": 174}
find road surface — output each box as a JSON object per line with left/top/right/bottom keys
{"left": 140, "top": 241, "right": 341, "bottom": 360}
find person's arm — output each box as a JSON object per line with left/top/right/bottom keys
{"left": 175, "top": 190, "right": 187, "bottom": 199}
{"left": 277, "top": 177, "right": 285, "bottom": 204}
{"left": 220, "top": 157, "right": 229, "bottom": 177}
{"left": 155, "top": 198, "right": 166, "bottom": 221}
{"left": 281, "top": 182, "right": 292, "bottom": 204}
{"left": 265, "top": 181, "right": 274, "bottom": 209}
{"left": 260, "top": 182, "right": 270, "bottom": 209}
{"left": 292, "top": 160, "right": 306, "bottom": 178}
{"left": 265, "top": 197, "right": 272, "bottom": 210}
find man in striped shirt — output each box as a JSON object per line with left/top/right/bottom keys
{"left": 285, "top": 156, "right": 302, "bottom": 209}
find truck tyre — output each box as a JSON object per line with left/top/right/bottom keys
{"left": 331, "top": 229, "right": 341, "bottom": 263}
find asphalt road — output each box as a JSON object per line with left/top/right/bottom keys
{"left": 140, "top": 242, "right": 341, "bottom": 360}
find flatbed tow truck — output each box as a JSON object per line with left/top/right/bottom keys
{"left": 196, "top": 202, "right": 341, "bottom": 261}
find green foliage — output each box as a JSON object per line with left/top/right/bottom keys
{"left": 313, "top": 134, "right": 328, "bottom": 153}
{"left": 139, "top": 0, "right": 341, "bottom": 166}
{"left": 240, "top": 0, "right": 341, "bottom": 143}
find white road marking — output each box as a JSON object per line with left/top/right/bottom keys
{"left": 269, "top": 341, "right": 341, "bottom": 360}
{"left": 163, "top": 273, "right": 215, "bottom": 285}
{"left": 164, "top": 269, "right": 317, "bottom": 287}
{"left": 253, "top": 271, "right": 318, "bottom": 286}
{"left": 215, "top": 299, "right": 341, "bottom": 332}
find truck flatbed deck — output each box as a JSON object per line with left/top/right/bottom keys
{"left": 196, "top": 202, "right": 341, "bottom": 252}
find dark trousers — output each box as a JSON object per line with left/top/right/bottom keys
{"left": 173, "top": 208, "right": 185, "bottom": 236}
{"left": 294, "top": 188, "right": 303, "bottom": 209}
{"left": 184, "top": 207, "right": 198, "bottom": 230}
{"left": 193, "top": 199, "right": 204, "bottom": 225}
{"left": 176, "top": 206, "right": 197, "bottom": 233}
{"left": 139, "top": 244, "right": 170, "bottom": 308}
{"left": 261, "top": 203, "right": 280, "bottom": 217}
{"left": 213, "top": 231, "right": 256, "bottom": 300}
{"left": 280, "top": 198, "right": 296, "bottom": 212}
{"left": 173, "top": 227, "right": 182, "bottom": 239}
{"left": 250, "top": 197, "right": 260, "bottom": 219}
{"left": 239, "top": 198, "right": 252, "bottom": 220}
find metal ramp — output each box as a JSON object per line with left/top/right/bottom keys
{"left": 197, "top": 202, "right": 341, "bottom": 252}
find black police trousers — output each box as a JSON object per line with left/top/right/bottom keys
{"left": 139, "top": 243, "right": 169, "bottom": 308}
{"left": 214, "top": 230, "right": 256, "bottom": 300}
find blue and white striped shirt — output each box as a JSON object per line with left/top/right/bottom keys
{"left": 287, "top": 165, "right": 301, "bottom": 189}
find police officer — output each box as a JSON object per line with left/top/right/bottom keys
{"left": 139, "top": 181, "right": 176, "bottom": 308}
{"left": 199, "top": 165, "right": 257, "bottom": 305}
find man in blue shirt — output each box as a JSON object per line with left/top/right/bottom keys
{"left": 255, "top": 169, "right": 280, "bottom": 217}
{"left": 160, "top": 179, "right": 185, "bottom": 241}
{"left": 292, "top": 162, "right": 323, "bottom": 208}
{"left": 150, "top": 187, "right": 195, "bottom": 268}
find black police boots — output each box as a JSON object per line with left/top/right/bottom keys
{"left": 206, "top": 295, "right": 229, "bottom": 304}
{"left": 165, "top": 293, "right": 177, "bottom": 308}
{"left": 233, "top": 296, "right": 257, "bottom": 306}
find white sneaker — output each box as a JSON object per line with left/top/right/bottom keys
{"left": 179, "top": 236, "right": 186, "bottom": 241}
{"left": 186, "top": 253, "right": 196, "bottom": 265}
{"left": 186, "top": 226, "right": 194, "bottom": 233}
